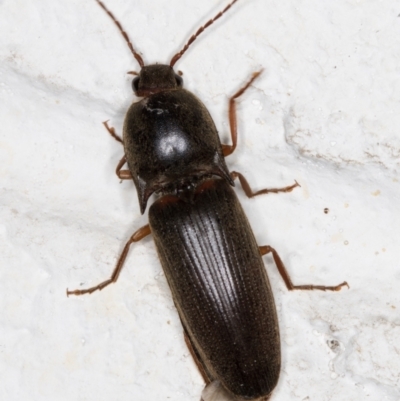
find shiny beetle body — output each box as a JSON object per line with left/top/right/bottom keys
{"left": 126, "top": 64, "right": 280, "bottom": 399}
{"left": 150, "top": 178, "right": 280, "bottom": 400}
{"left": 123, "top": 65, "right": 232, "bottom": 215}
{"left": 68, "top": 1, "right": 348, "bottom": 400}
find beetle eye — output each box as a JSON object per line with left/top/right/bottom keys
{"left": 175, "top": 74, "right": 183, "bottom": 87}
{"left": 132, "top": 77, "right": 140, "bottom": 92}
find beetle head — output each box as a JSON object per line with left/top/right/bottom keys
{"left": 132, "top": 65, "right": 183, "bottom": 97}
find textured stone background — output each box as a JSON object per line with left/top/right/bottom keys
{"left": 1, "top": 0, "right": 399, "bottom": 400}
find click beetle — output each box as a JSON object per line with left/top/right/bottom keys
{"left": 68, "top": 1, "right": 348, "bottom": 400}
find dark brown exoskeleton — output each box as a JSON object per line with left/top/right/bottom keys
{"left": 68, "top": 1, "right": 349, "bottom": 400}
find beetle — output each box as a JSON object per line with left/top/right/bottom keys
{"left": 68, "top": 1, "right": 349, "bottom": 400}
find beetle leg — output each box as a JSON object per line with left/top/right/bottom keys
{"left": 201, "top": 381, "right": 237, "bottom": 401}
{"left": 115, "top": 155, "right": 132, "bottom": 180}
{"left": 231, "top": 171, "right": 299, "bottom": 198}
{"left": 101, "top": 121, "right": 132, "bottom": 179}
{"left": 183, "top": 329, "right": 211, "bottom": 384}
{"left": 102, "top": 120, "right": 124, "bottom": 144}
{"left": 67, "top": 224, "right": 151, "bottom": 296}
{"left": 259, "top": 245, "right": 349, "bottom": 291}
{"left": 222, "top": 71, "right": 263, "bottom": 157}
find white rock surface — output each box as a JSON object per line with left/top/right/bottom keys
{"left": 1, "top": 0, "right": 399, "bottom": 400}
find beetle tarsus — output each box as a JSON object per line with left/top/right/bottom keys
{"left": 223, "top": 70, "right": 263, "bottom": 157}
{"left": 68, "top": 224, "right": 151, "bottom": 296}
{"left": 231, "top": 171, "right": 300, "bottom": 198}
{"left": 102, "top": 120, "right": 123, "bottom": 144}
{"left": 260, "top": 245, "right": 349, "bottom": 292}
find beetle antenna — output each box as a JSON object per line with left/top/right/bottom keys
{"left": 170, "top": 0, "right": 239, "bottom": 67}
{"left": 96, "top": 0, "right": 145, "bottom": 68}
